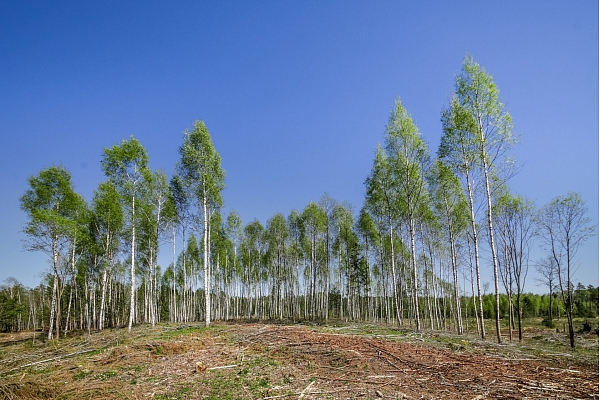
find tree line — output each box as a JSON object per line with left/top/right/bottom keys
{"left": 8, "top": 55, "right": 596, "bottom": 347}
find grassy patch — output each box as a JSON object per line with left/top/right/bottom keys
{"left": 246, "top": 356, "right": 280, "bottom": 368}
{"left": 429, "top": 334, "right": 471, "bottom": 350}
{"left": 200, "top": 370, "right": 254, "bottom": 400}
{"left": 193, "top": 353, "right": 282, "bottom": 399}
{"left": 94, "top": 370, "right": 118, "bottom": 381}
{"left": 153, "top": 385, "right": 192, "bottom": 400}
{"left": 72, "top": 370, "right": 92, "bottom": 380}
{"left": 160, "top": 324, "right": 228, "bottom": 339}
{"left": 160, "top": 326, "right": 204, "bottom": 338}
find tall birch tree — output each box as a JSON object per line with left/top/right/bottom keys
{"left": 20, "top": 165, "right": 80, "bottom": 339}
{"left": 385, "top": 98, "right": 430, "bottom": 331}
{"left": 365, "top": 146, "right": 402, "bottom": 325}
{"left": 101, "top": 135, "right": 150, "bottom": 332}
{"left": 430, "top": 160, "right": 469, "bottom": 334}
{"left": 442, "top": 55, "right": 516, "bottom": 342}
{"left": 300, "top": 202, "right": 328, "bottom": 319}
{"left": 440, "top": 95, "right": 486, "bottom": 338}
{"left": 90, "top": 181, "right": 124, "bottom": 331}
{"left": 176, "top": 120, "right": 225, "bottom": 327}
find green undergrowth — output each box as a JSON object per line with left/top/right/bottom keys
{"left": 160, "top": 323, "right": 230, "bottom": 340}
{"left": 193, "top": 354, "right": 284, "bottom": 400}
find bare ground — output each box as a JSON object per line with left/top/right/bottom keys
{"left": 0, "top": 322, "right": 597, "bottom": 399}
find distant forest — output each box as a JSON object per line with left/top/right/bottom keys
{"left": 4, "top": 55, "right": 596, "bottom": 348}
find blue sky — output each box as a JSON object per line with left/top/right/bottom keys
{"left": 1, "top": 1, "right": 597, "bottom": 291}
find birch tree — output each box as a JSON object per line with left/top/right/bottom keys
{"left": 300, "top": 202, "right": 328, "bottom": 319}
{"left": 176, "top": 121, "right": 225, "bottom": 327}
{"left": 430, "top": 160, "right": 469, "bottom": 334}
{"left": 442, "top": 55, "right": 516, "bottom": 342}
{"left": 535, "top": 255, "right": 557, "bottom": 323}
{"left": 91, "top": 181, "right": 124, "bottom": 331}
{"left": 225, "top": 210, "right": 243, "bottom": 320}
{"left": 385, "top": 98, "right": 430, "bottom": 331}
{"left": 332, "top": 203, "right": 355, "bottom": 320}
{"left": 365, "top": 146, "right": 402, "bottom": 325}
{"left": 493, "top": 193, "right": 535, "bottom": 342}
{"left": 265, "top": 213, "right": 289, "bottom": 320}
{"left": 241, "top": 220, "right": 265, "bottom": 319}
{"left": 537, "top": 193, "right": 595, "bottom": 347}
{"left": 139, "top": 170, "right": 172, "bottom": 326}
{"left": 101, "top": 135, "right": 150, "bottom": 332}
{"left": 20, "top": 165, "right": 80, "bottom": 339}
{"left": 170, "top": 175, "right": 192, "bottom": 322}
{"left": 440, "top": 95, "right": 486, "bottom": 338}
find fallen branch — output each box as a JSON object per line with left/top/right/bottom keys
{"left": 545, "top": 367, "right": 580, "bottom": 373}
{"left": 207, "top": 364, "right": 238, "bottom": 371}
{"left": 1, "top": 349, "right": 97, "bottom": 375}
{"left": 518, "top": 384, "right": 569, "bottom": 393}
{"left": 298, "top": 380, "right": 315, "bottom": 399}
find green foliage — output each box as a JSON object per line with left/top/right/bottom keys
{"left": 101, "top": 135, "right": 150, "bottom": 192}
{"left": 91, "top": 180, "right": 124, "bottom": 259}
{"left": 300, "top": 202, "right": 328, "bottom": 241}
{"left": 356, "top": 207, "right": 379, "bottom": 246}
{"left": 385, "top": 98, "right": 430, "bottom": 221}
{"left": 455, "top": 54, "right": 515, "bottom": 156}
{"left": 176, "top": 120, "right": 225, "bottom": 208}
{"left": 541, "top": 317, "right": 555, "bottom": 328}
{"left": 0, "top": 292, "right": 26, "bottom": 332}
{"left": 20, "top": 165, "right": 81, "bottom": 253}
{"left": 573, "top": 284, "right": 599, "bottom": 318}
{"left": 478, "top": 289, "right": 599, "bottom": 321}
{"left": 439, "top": 95, "right": 478, "bottom": 174}
{"left": 365, "top": 146, "right": 395, "bottom": 220}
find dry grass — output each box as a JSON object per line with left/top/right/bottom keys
{"left": 0, "top": 322, "right": 597, "bottom": 399}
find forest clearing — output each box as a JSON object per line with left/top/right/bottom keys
{"left": 0, "top": 320, "right": 597, "bottom": 399}
{"left": 2, "top": 4, "right": 598, "bottom": 399}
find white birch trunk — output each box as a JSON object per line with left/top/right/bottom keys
{"left": 203, "top": 191, "right": 211, "bottom": 327}
{"left": 128, "top": 193, "right": 136, "bottom": 332}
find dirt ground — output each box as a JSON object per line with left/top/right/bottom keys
{"left": 0, "top": 322, "right": 597, "bottom": 399}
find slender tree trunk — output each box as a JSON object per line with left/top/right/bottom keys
{"left": 507, "top": 289, "right": 513, "bottom": 341}
{"left": 481, "top": 154, "right": 502, "bottom": 344}
{"left": 171, "top": 226, "right": 177, "bottom": 322}
{"left": 203, "top": 193, "right": 211, "bottom": 327}
{"left": 516, "top": 291, "right": 523, "bottom": 342}
{"left": 467, "top": 234, "right": 480, "bottom": 336}
{"left": 566, "top": 249, "right": 575, "bottom": 348}
{"left": 48, "top": 236, "right": 59, "bottom": 340}
{"left": 450, "top": 238, "right": 463, "bottom": 334}
{"left": 128, "top": 194, "right": 136, "bottom": 332}
{"left": 389, "top": 222, "right": 402, "bottom": 326}
{"left": 409, "top": 219, "right": 421, "bottom": 331}
{"left": 99, "top": 264, "right": 108, "bottom": 330}
{"left": 64, "top": 283, "right": 73, "bottom": 334}
{"left": 465, "top": 170, "right": 485, "bottom": 339}
{"left": 548, "top": 286, "right": 553, "bottom": 321}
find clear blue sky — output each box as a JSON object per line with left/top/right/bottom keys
{"left": 1, "top": 1, "right": 597, "bottom": 291}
